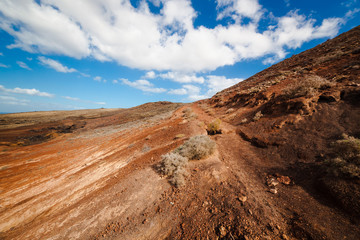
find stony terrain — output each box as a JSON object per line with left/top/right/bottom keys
{"left": 0, "top": 26, "right": 359, "bottom": 239}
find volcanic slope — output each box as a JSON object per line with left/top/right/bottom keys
{"left": 0, "top": 26, "right": 360, "bottom": 239}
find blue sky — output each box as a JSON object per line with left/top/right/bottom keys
{"left": 0, "top": 0, "right": 359, "bottom": 113}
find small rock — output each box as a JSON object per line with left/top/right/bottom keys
{"left": 218, "top": 225, "right": 227, "bottom": 237}
{"left": 170, "top": 202, "right": 174, "bottom": 205}
{"left": 277, "top": 175, "right": 291, "bottom": 185}
{"left": 282, "top": 233, "right": 289, "bottom": 240}
{"left": 270, "top": 188, "right": 278, "bottom": 194}
{"left": 266, "top": 176, "right": 279, "bottom": 187}
{"left": 237, "top": 195, "right": 247, "bottom": 204}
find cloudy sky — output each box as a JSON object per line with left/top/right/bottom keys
{"left": 0, "top": 0, "right": 359, "bottom": 113}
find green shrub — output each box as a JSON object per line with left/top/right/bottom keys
{"left": 207, "top": 119, "right": 222, "bottom": 135}
{"left": 332, "top": 134, "right": 360, "bottom": 160}
{"left": 175, "top": 135, "right": 216, "bottom": 160}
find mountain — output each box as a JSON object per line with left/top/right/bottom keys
{"left": 0, "top": 26, "right": 359, "bottom": 239}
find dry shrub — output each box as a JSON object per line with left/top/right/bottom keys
{"left": 160, "top": 152, "right": 188, "bottom": 176}
{"left": 325, "top": 134, "right": 360, "bottom": 179}
{"left": 160, "top": 135, "right": 216, "bottom": 187}
{"left": 283, "top": 75, "right": 334, "bottom": 99}
{"left": 182, "top": 108, "right": 192, "bottom": 118}
{"left": 207, "top": 119, "right": 222, "bottom": 135}
{"left": 253, "top": 111, "right": 263, "bottom": 121}
{"left": 182, "top": 107, "right": 197, "bottom": 119}
{"left": 169, "top": 168, "right": 188, "bottom": 187}
{"left": 175, "top": 135, "right": 216, "bottom": 160}
{"left": 174, "top": 134, "right": 186, "bottom": 139}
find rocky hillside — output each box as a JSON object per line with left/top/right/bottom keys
{"left": 0, "top": 26, "right": 359, "bottom": 240}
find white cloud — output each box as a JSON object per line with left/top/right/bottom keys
{"left": 38, "top": 56, "right": 77, "bottom": 73}
{"left": 168, "top": 84, "right": 206, "bottom": 100}
{"left": 94, "top": 76, "right": 102, "bottom": 81}
{"left": 0, "top": 95, "right": 30, "bottom": 106}
{"left": 0, "top": 0, "right": 89, "bottom": 58}
{"left": 216, "top": 0, "right": 263, "bottom": 22}
{"left": 94, "top": 76, "right": 107, "bottom": 83}
{"left": 0, "top": 0, "right": 344, "bottom": 72}
{"left": 183, "top": 84, "right": 207, "bottom": 101}
{"left": 206, "top": 75, "right": 243, "bottom": 95}
{"left": 0, "top": 63, "right": 10, "bottom": 68}
{"left": 168, "top": 75, "right": 243, "bottom": 100}
{"left": 112, "top": 79, "right": 118, "bottom": 84}
{"left": 342, "top": 0, "right": 358, "bottom": 8}
{"left": 159, "top": 72, "right": 205, "bottom": 83}
{"left": 0, "top": 52, "right": 3, "bottom": 56}
{"left": 80, "top": 72, "right": 91, "bottom": 78}
{"left": 63, "top": 96, "right": 80, "bottom": 101}
{"left": 120, "top": 78, "right": 166, "bottom": 93}
{"left": 168, "top": 88, "right": 188, "bottom": 95}
{"left": 0, "top": 85, "right": 54, "bottom": 97}
{"left": 17, "top": 61, "right": 32, "bottom": 70}
{"left": 269, "top": 11, "right": 343, "bottom": 50}
{"left": 345, "top": 8, "right": 360, "bottom": 20}
{"left": 144, "top": 71, "right": 156, "bottom": 79}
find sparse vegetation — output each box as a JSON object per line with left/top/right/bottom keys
{"left": 142, "top": 144, "right": 151, "bottom": 153}
{"left": 182, "top": 107, "right": 198, "bottom": 119}
{"left": 175, "top": 135, "right": 216, "bottom": 160}
{"left": 240, "top": 118, "right": 248, "bottom": 124}
{"left": 325, "top": 134, "right": 360, "bottom": 179}
{"left": 160, "top": 152, "right": 188, "bottom": 176}
{"left": 253, "top": 111, "right": 263, "bottom": 121}
{"left": 207, "top": 119, "right": 222, "bottom": 135}
{"left": 283, "top": 75, "right": 334, "bottom": 99}
{"left": 174, "top": 134, "right": 186, "bottom": 139}
{"left": 160, "top": 135, "right": 216, "bottom": 187}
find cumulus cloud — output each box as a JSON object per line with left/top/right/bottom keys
{"left": 17, "top": 61, "right": 32, "bottom": 70}
{"left": 144, "top": 71, "right": 156, "bottom": 79}
{"left": 216, "top": 0, "right": 263, "bottom": 23}
{"left": 159, "top": 71, "right": 205, "bottom": 83}
{"left": 120, "top": 78, "right": 166, "bottom": 93}
{"left": 206, "top": 75, "right": 243, "bottom": 95}
{"left": 0, "top": 0, "right": 345, "bottom": 72}
{"left": 0, "top": 85, "right": 54, "bottom": 97}
{"left": 0, "top": 0, "right": 89, "bottom": 57}
{"left": 168, "top": 75, "right": 243, "bottom": 100}
{"left": 169, "top": 84, "right": 206, "bottom": 100}
{"left": 38, "top": 56, "right": 77, "bottom": 73}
